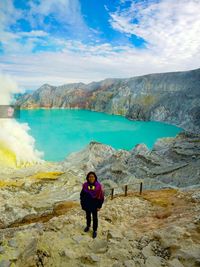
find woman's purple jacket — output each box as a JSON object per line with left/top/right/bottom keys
{"left": 80, "top": 177, "right": 104, "bottom": 212}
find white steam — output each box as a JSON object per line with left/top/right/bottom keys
{"left": 0, "top": 74, "right": 44, "bottom": 167}
{"left": 0, "top": 74, "right": 22, "bottom": 104}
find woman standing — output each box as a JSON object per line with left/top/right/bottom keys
{"left": 80, "top": 171, "right": 104, "bottom": 238}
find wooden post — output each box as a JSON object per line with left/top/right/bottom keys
{"left": 125, "top": 185, "right": 128, "bottom": 196}
{"left": 111, "top": 188, "right": 114, "bottom": 200}
{"left": 140, "top": 182, "right": 143, "bottom": 195}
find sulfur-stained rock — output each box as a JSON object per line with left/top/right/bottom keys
{"left": 142, "top": 244, "right": 154, "bottom": 258}
{"left": 72, "top": 235, "right": 84, "bottom": 244}
{"left": 112, "top": 262, "right": 124, "bottom": 267}
{"left": 191, "top": 191, "right": 200, "bottom": 202}
{"left": 80, "top": 253, "right": 100, "bottom": 264}
{"left": 0, "top": 246, "right": 5, "bottom": 254}
{"left": 0, "top": 260, "right": 11, "bottom": 267}
{"left": 107, "top": 230, "right": 123, "bottom": 241}
{"left": 144, "top": 256, "right": 163, "bottom": 267}
{"left": 8, "top": 250, "right": 20, "bottom": 261}
{"left": 175, "top": 246, "right": 200, "bottom": 267}
{"left": 123, "top": 260, "right": 136, "bottom": 267}
{"left": 106, "top": 247, "right": 131, "bottom": 261}
{"left": 8, "top": 239, "right": 18, "bottom": 248}
{"left": 59, "top": 248, "right": 78, "bottom": 259}
{"left": 88, "top": 239, "right": 108, "bottom": 253}
{"left": 153, "top": 226, "right": 185, "bottom": 249}
{"left": 167, "top": 258, "right": 184, "bottom": 267}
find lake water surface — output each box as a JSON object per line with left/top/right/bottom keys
{"left": 17, "top": 109, "right": 183, "bottom": 161}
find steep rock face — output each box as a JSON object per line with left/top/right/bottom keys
{"left": 61, "top": 131, "right": 200, "bottom": 188}
{"left": 16, "top": 68, "right": 200, "bottom": 133}
{"left": 127, "top": 132, "right": 200, "bottom": 187}
{"left": 61, "top": 141, "right": 116, "bottom": 172}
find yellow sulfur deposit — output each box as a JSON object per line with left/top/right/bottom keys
{"left": 141, "top": 189, "right": 178, "bottom": 207}
{"left": 0, "top": 141, "right": 17, "bottom": 167}
{"left": 0, "top": 141, "right": 44, "bottom": 168}
{"left": 29, "top": 171, "right": 64, "bottom": 180}
{"left": 0, "top": 179, "right": 24, "bottom": 188}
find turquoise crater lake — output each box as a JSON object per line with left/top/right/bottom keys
{"left": 17, "top": 109, "right": 183, "bottom": 162}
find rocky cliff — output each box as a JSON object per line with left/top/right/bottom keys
{"left": 16, "top": 68, "right": 200, "bottom": 133}
{"left": 61, "top": 131, "right": 200, "bottom": 189}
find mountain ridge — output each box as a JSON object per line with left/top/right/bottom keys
{"left": 16, "top": 68, "right": 200, "bottom": 133}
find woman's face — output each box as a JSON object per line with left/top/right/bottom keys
{"left": 88, "top": 174, "right": 95, "bottom": 183}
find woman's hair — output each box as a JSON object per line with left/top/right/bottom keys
{"left": 86, "top": 171, "right": 98, "bottom": 182}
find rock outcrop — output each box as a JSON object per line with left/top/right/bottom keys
{"left": 15, "top": 68, "right": 200, "bottom": 133}
{"left": 61, "top": 131, "right": 200, "bottom": 188}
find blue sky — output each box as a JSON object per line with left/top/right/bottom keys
{"left": 0, "top": 0, "right": 200, "bottom": 90}
{"left": 11, "top": 0, "right": 146, "bottom": 48}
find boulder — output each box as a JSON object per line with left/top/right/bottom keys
{"left": 88, "top": 239, "right": 108, "bottom": 253}
{"left": 0, "top": 260, "right": 11, "bottom": 267}
{"left": 167, "top": 258, "right": 184, "bottom": 267}
{"left": 107, "top": 230, "right": 123, "bottom": 241}
{"left": 144, "top": 256, "right": 163, "bottom": 267}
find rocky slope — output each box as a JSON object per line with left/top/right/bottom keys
{"left": 0, "top": 132, "right": 200, "bottom": 266}
{"left": 61, "top": 131, "right": 200, "bottom": 188}
{"left": 16, "top": 68, "right": 200, "bottom": 133}
{"left": 0, "top": 132, "right": 199, "bottom": 228}
{"left": 0, "top": 188, "right": 199, "bottom": 267}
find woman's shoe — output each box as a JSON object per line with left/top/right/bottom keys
{"left": 92, "top": 231, "right": 97, "bottom": 238}
{"left": 84, "top": 226, "right": 90, "bottom": 232}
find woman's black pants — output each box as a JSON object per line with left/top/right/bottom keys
{"left": 85, "top": 209, "right": 98, "bottom": 231}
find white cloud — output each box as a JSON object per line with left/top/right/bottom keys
{"left": 0, "top": 0, "right": 91, "bottom": 54}
{"left": 109, "top": 0, "right": 200, "bottom": 60}
{"left": 0, "top": 0, "right": 22, "bottom": 30}
{"left": 0, "top": 0, "right": 199, "bottom": 89}
{"left": 18, "top": 30, "right": 48, "bottom": 37}
{"left": 28, "top": 0, "right": 89, "bottom": 35}
{"left": 0, "top": 1, "right": 50, "bottom": 54}
{"left": 0, "top": 0, "right": 22, "bottom": 52}
{"left": 0, "top": 39, "right": 199, "bottom": 90}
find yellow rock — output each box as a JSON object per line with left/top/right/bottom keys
{"left": 0, "top": 179, "right": 24, "bottom": 188}
{"left": 0, "top": 141, "right": 41, "bottom": 168}
{"left": 29, "top": 171, "right": 64, "bottom": 180}
{"left": 141, "top": 188, "right": 178, "bottom": 207}
{"left": 0, "top": 141, "right": 17, "bottom": 168}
